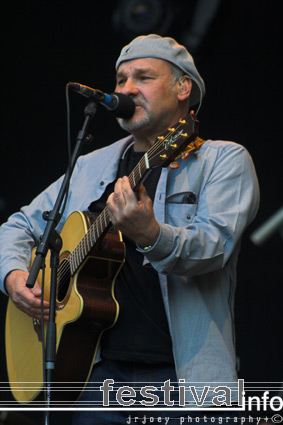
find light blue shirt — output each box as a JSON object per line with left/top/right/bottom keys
{"left": 0, "top": 135, "right": 259, "bottom": 403}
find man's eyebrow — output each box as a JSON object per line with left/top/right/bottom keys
{"left": 116, "top": 67, "right": 158, "bottom": 79}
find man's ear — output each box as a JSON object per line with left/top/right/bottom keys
{"left": 177, "top": 76, "right": 192, "bottom": 101}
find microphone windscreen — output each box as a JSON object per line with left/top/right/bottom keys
{"left": 110, "top": 93, "right": 135, "bottom": 119}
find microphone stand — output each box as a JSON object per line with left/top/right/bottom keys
{"left": 25, "top": 100, "right": 98, "bottom": 424}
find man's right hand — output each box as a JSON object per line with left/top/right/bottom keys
{"left": 5, "top": 270, "right": 50, "bottom": 321}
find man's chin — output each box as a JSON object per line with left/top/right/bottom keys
{"left": 117, "top": 114, "right": 150, "bottom": 134}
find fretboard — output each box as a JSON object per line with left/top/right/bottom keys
{"left": 67, "top": 113, "right": 199, "bottom": 275}
{"left": 68, "top": 154, "right": 150, "bottom": 274}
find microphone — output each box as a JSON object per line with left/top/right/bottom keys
{"left": 68, "top": 82, "right": 135, "bottom": 119}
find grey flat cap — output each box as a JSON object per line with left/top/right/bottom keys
{"left": 116, "top": 34, "right": 205, "bottom": 110}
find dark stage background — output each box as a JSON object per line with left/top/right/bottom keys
{"left": 1, "top": 0, "right": 282, "bottom": 423}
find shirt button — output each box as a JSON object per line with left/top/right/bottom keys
{"left": 100, "top": 181, "right": 104, "bottom": 186}
{"left": 187, "top": 215, "right": 191, "bottom": 219}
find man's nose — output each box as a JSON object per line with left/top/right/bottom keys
{"left": 117, "top": 79, "right": 139, "bottom": 96}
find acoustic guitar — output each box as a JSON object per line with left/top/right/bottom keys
{"left": 5, "top": 113, "right": 202, "bottom": 405}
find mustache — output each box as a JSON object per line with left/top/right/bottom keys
{"left": 131, "top": 95, "right": 147, "bottom": 108}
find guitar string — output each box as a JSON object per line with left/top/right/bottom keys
{"left": 54, "top": 156, "right": 149, "bottom": 291}
{"left": 56, "top": 129, "right": 174, "bottom": 286}
{"left": 54, "top": 118, "right": 194, "bottom": 292}
{"left": 54, "top": 120, "right": 192, "bottom": 293}
{"left": 54, "top": 119, "right": 193, "bottom": 292}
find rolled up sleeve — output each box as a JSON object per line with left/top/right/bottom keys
{"left": 137, "top": 141, "right": 260, "bottom": 276}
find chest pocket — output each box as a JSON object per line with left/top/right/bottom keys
{"left": 165, "top": 192, "right": 198, "bottom": 227}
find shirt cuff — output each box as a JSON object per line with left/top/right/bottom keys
{"left": 0, "top": 263, "right": 29, "bottom": 296}
{"left": 136, "top": 222, "right": 175, "bottom": 260}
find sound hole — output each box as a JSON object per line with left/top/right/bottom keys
{"left": 57, "top": 257, "right": 71, "bottom": 303}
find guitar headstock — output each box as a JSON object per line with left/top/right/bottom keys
{"left": 147, "top": 112, "right": 199, "bottom": 168}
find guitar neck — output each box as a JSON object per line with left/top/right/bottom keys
{"left": 69, "top": 153, "right": 151, "bottom": 274}
{"left": 69, "top": 113, "right": 200, "bottom": 275}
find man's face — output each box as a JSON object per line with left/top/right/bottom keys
{"left": 114, "top": 58, "right": 181, "bottom": 139}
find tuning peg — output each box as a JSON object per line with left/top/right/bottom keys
{"left": 182, "top": 151, "right": 190, "bottom": 160}
{"left": 170, "top": 161, "right": 180, "bottom": 169}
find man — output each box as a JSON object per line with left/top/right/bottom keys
{"left": 0, "top": 35, "right": 259, "bottom": 424}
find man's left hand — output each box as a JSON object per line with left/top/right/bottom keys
{"left": 106, "top": 176, "right": 160, "bottom": 247}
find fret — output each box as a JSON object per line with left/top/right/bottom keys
{"left": 91, "top": 224, "right": 96, "bottom": 245}
{"left": 71, "top": 255, "right": 76, "bottom": 274}
{"left": 83, "top": 235, "right": 88, "bottom": 255}
{"left": 68, "top": 256, "right": 73, "bottom": 275}
{"left": 67, "top": 113, "right": 198, "bottom": 275}
{"left": 86, "top": 232, "right": 91, "bottom": 252}
{"left": 78, "top": 244, "right": 82, "bottom": 264}
{"left": 89, "top": 225, "right": 94, "bottom": 245}
{"left": 69, "top": 258, "right": 74, "bottom": 275}
{"left": 141, "top": 158, "right": 145, "bottom": 177}
{"left": 134, "top": 166, "right": 139, "bottom": 184}
{"left": 76, "top": 251, "right": 79, "bottom": 269}
{"left": 103, "top": 209, "right": 108, "bottom": 227}
{"left": 73, "top": 252, "right": 78, "bottom": 271}
{"left": 94, "top": 222, "right": 99, "bottom": 242}
{"left": 76, "top": 242, "right": 81, "bottom": 266}
{"left": 144, "top": 152, "right": 149, "bottom": 169}
{"left": 78, "top": 245, "right": 82, "bottom": 264}
{"left": 81, "top": 239, "right": 85, "bottom": 258}
{"left": 86, "top": 233, "right": 90, "bottom": 252}
{"left": 71, "top": 252, "right": 75, "bottom": 271}
{"left": 129, "top": 165, "right": 140, "bottom": 190}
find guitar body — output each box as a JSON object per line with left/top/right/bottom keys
{"left": 5, "top": 210, "right": 125, "bottom": 404}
